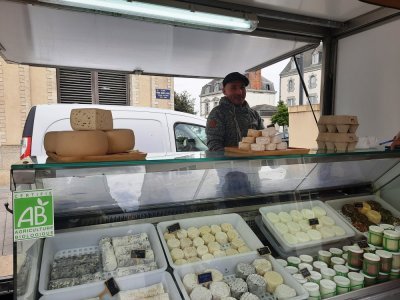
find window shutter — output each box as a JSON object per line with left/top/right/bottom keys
{"left": 58, "top": 69, "right": 92, "bottom": 104}
{"left": 98, "top": 71, "right": 128, "bottom": 105}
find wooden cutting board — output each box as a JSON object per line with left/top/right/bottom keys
{"left": 224, "top": 147, "right": 310, "bottom": 157}
{"left": 46, "top": 150, "right": 147, "bottom": 163}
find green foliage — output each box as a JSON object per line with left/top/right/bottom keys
{"left": 174, "top": 91, "right": 196, "bottom": 115}
{"left": 271, "top": 100, "right": 289, "bottom": 127}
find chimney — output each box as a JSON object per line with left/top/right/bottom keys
{"left": 247, "top": 70, "right": 262, "bottom": 90}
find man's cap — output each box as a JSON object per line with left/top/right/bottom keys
{"left": 222, "top": 72, "right": 249, "bottom": 87}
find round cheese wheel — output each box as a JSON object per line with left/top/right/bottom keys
{"left": 196, "top": 245, "right": 209, "bottom": 257}
{"left": 167, "top": 238, "right": 180, "bottom": 250}
{"left": 283, "top": 233, "right": 298, "bottom": 244}
{"left": 171, "top": 248, "right": 184, "bottom": 261}
{"left": 176, "top": 229, "right": 188, "bottom": 239}
{"left": 274, "top": 222, "right": 289, "bottom": 234}
{"left": 287, "top": 222, "right": 301, "bottom": 234}
{"left": 209, "top": 281, "right": 230, "bottom": 299}
{"left": 211, "top": 224, "right": 222, "bottom": 235}
{"left": 279, "top": 212, "right": 292, "bottom": 223}
{"left": 321, "top": 216, "right": 335, "bottom": 226}
{"left": 231, "top": 238, "right": 245, "bottom": 249}
{"left": 252, "top": 258, "right": 272, "bottom": 275}
{"left": 187, "top": 227, "right": 200, "bottom": 239}
{"left": 202, "top": 253, "right": 214, "bottom": 260}
{"left": 202, "top": 233, "right": 216, "bottom": 245}
{"left": 44, "top": 131, "right": 58, "bottom": 153}
{"left": 213, "top": 250, "right": 226, "bottom": 258}
{"left": 298, "top": 219, "right": 311, "bottom": 231}
{"left": 175, "top": 258, "right": 187, "bottom": 265}
{"left": 204, "top": 268, "right": 224, "bottom": 282}
{"left": 55, "top": 130, "right": 108, "bottom": 156}
{"left": 307, "top": 229, "right": 322, "bottom": 240}
{"left": 183, "top": 273, "right": 199, "bottom": 293}
{"left": 290, "top": 210, "right": 303, "bottom": 222}
{"left": 238, "top": 246, "right": 250, "bottom": 253}
{"left": 199, "top": 225, "right": 211, "bottom": 236}
{"left": 163, "top": 232, "right": 176, "bottom": 240}
{"left": 183, "top": 246, "right": 197, "bottom": 259}
{"left": 225, "top": 248, "right": 239, "bottom": 256}
{"left": 333, "top": 225, "right": 346, "bottom": 236}
{"left": 180, "top": 237, "right": 193, "bottom": 249}
{"left": 227, "top": 230, "right": 239, "bottom": 242}
{"left": 295, "top": 231, "right": 311, "bottom": 243}
{"left": 264, "top": 271, "right": 284, "bottom": 293}
{"left": 187, "top": 257, "right": 201, "bottom": 263}
{"left": 215, "top": 232, "right": 228, "bottom": 244}
{"left": 105, "top": 129, "right": 134, "bottom": 154}
{"left": 301, "top": 209, "right": 315, "bottom": 219}
{"left": 319, "top": 226, "right": 335, "bottom": 238}
{"left": 266, "top": 212, "right": 280, "bottom": 223}
{"left": 221, "top": 223, "right": 234, "bottom": 232}
{"left": 193, "top": 237, "right": 205, "bottom": 247}
{"left": 208, "top": 241, "right": 221, "bottom": 254}
{"left": 190, "top": 286, "right": 212, "bottom": 300}
{"left": 312, "top": 206, "right": 327, "bottom": 217}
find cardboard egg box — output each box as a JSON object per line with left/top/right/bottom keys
{"left": 317, "top": 115, "right": 359, "bottom": 134}
{"left": 317, "top": 132, "right": 358, "bottom": 152}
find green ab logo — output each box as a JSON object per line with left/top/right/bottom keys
{"left": 17, "top": 198, "right": 49, "bottom": 227}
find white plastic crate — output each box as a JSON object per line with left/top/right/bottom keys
{"left": 325, "top": 195, "right": 400, "bottom": 235}
{"left": 259, "top": 200, "right": 356, "bottom": 252}
{"left": 157, "top": 213, "right": 263, "bottom": 269}
{"left": 174, "top": 252, "right": 308, "bottom": 300}
{"left": 39, "top": 271, "right": 181, "bottom": 300}
{"left": 39, "top": 223, "right": 167, "bottom": 296}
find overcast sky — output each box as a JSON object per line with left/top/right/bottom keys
{"left": 174, "top": 58, "right": 290, "bottom": 116}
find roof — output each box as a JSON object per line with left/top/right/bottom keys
{"left": 251, "top": 104, "right": 277, "bottom": 112}
{"left": 280, "top": 45, "right": 323, "bottom": 76}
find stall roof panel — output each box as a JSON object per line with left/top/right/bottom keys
{"left": 0, "top": 1, "right": 313, "bottom": 77}
{"left": 219, "top": 0, "right": 379, "bottom": 22}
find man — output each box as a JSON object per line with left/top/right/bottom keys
{"left": 206, "top": 72, "right": 264, "bottom": 151}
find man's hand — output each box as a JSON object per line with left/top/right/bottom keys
{"left": 391, "top": 131, "right": 400, "bottom": 150}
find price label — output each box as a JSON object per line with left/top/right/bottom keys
{"left": 167, "top": 223, "right": 180, "bottom": 233}
{"left": 131, "top": 250, "right": 146, "bottom": 259}
{"left": 299, "top": 268, "right": 311, "bottom": 278}
{"left": 257, "top": 246, "right": 271, "bottom": 256}
{"left": 105, "top": 277, "right": 120, "bottom": 296}
{"left": 354, "top": 202, "right": 363, "bottom": 208}
{"left": 357, "top": 240, "right": 369, "bottom": 249}
{"left": 198, "top": 272, "right": 213, "bottom": 284}
{"left": 309, "top": 218, "right": 319, "bottom": 226}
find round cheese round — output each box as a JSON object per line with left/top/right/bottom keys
{"left": 333, "top": 225, "right": 346, "bottom": 236}
{"left": 278, "top": 212, "right": 292, "bottom": 223}
{"left": 193, "top": 237, "right": 205, "bottom": 247}
{"left": 266, "top": 212, "right": 280, "bottom": 224}
{"left": 44, "top": 131, "right": 58, "bottom": 153}
{"left": 208, "top": 241, "right": 221, "bottom": 254}
{"left": 211, "top": 224, "right": 222, "bottom": 235}
{"left": 202, "top": 233, "right": 216, "bottom": 245}
{"left": 183, "top": 273, "right": 199, "bottom": 293}
{"left": 180, "top": 237, "right": 193, "bottom": 249}
{"left": 167, "top": 238, "right": 180, "bottom": 250}
{"left": 321, "top": 216, "right": 335, "bottom": 226}
{"left": 238, "top": 246, "right": 251, "bottom": 253}
{"left": 312, "top": 206, "right": 327, "bottom": 217}
{"left": 221, "top": 223, "right": 234, "bottom": 232}
{"left": 307, "top": 229, "right": 322, "bottom": 240}
{"left": 295, "top": 231, "right": 311, "bottom": 243}
{"left": 274, "top": 222, "right": 289, "bottom": 234}
{"left": 283, "top": 232, "right": 298, "bottom": 244}
{"left": 196, "top": 245, "right": 209, "bottom": 257}
{"left": 264, "top": 271, "right": 284, "bottom": 293}
{"left": 213, "top": 250, "right": 226, "bottom": 258}
{"left": 175, "top": 258, "right": 187, "bottom": 265}
{"left": 227, "top": 230, "right": 239, "bottom": 242}
{"left": 301, "top": 209, "right": 315, "bottom": 219}
{"left": 225, "top": 248, "right": 239, "bottom": 256}
{"left": 105, "top": 129, "right": 134, "bottom": 154}
{"left": 187, "top": 227, "right": 200, "bottom": 239}
{"left": 231, "top": 238, "right": 245, "bottom": 249}
{"left": 204, "top": 268, "right": 224, "bottom": 282}
{"left": 215, "top": 232, "right": 228, "bottom": 244}
{"left": 183, "top": 246, "right": 197, "bottom": 259}
{"left": 163, "top": 232, "right": 176, "bottom": 240}
{"left": 202, "top": 253, "right": 215, "bottom": 261}
{"left": 55, "top": 130, "right": 108, "bottom": 156}
{"left": 209, "top": 281, "right": 230, "bottom": 299}
{"left": 287, "top": 221, "right": 301, "bottom": 234}
{"left": 176, "top": 229, "right": 188, "bottom": 239}
{"left": 252, "top": 258, "right": 272, "bottom": 275}
{"left": 290, "top": 210, "right": 303, "bottom": 222}
{"left": 190, "top": 286, "right": 212, "bottom": 300}
{"left": 199, "top": 225, "right": 212, "bottom": 236}
{"left": 171, "top": 248, "right": 184, "bottom": 261}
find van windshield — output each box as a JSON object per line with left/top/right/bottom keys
{"left": 175, "top": 123, "right": 208, "bottom": 152}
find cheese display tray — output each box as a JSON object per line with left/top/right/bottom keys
{"left": 39, "top": 271, "right": 180, "bottom": 300}
{"left": 39, "top": 223, "right": 167, "bottom": 296}
{"left": 259, "top": 200, "right": 356, "bottom": 252}
{"left": 46, "top": 150, "right": 147, "bottom": 162}
{"left": 224, "top": 147, "right": 310, "bottom": 157}
{"left": 174, "top": 252, "right": 308, "bottom": 300}
{"left": 157, "top": 213, "right": 263, "bottom": 269}
{"left": 325, "top": 195, "right": 400, "bottom": 236}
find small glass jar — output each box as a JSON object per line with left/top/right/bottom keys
{"left": 285, "top": 265, "right": 299, "bottom": 275}
{"left": 391, "top": 252, "right": 400, "bottom": 269}
{"left": 299, "top": 254, "right": 314, "bottom": 264}
{"left": 361, "top": 271, "right": 377, "bottom": 287}
{"left": 348, "top": 271, "right": 364, "bottom": 291}
{"left": 276, "top": 258, "right": 288, "bottom": 267}
{"left": 383, "top": 230, "right": 400, "bottom": 252}
{"left": 348, "top": 246, "right": 363, "bottom": 269}
{"left": 342, "top": 253, "right": 348, "bottom": 261}
{"left": 377, "top": 271, "right": 390, "bottom": 283}
{"left": 287, "top": 256, "right": 301, "bottom": 267}
{"left": 303, "top": 282, "right": 320, "bottom": 299}
{"left": 330, "top": 257, "right": 345, "bottom": 267}
{"left": 313, "top": 261, "right": 328, "bottom": 273}
{"left": 363, "top": 253, "right": 381, "bottom": 276}
{"left": 318, "top": 250, "right": 332, "bottom": 265}
{"left": 293, "top": 273, "right": 307, "bottom": 284}
{"left": 376, "top": 249, "right": 393, "bottom": 273}
{"left": 320, "top": 279, "right": 336, "bottom": 299}
{"left": 309, "top": 270, "right": 322, "bottom": 284}
{"left": 329, "top": 247, "right": 343, "bottom": 257}
{"left": 333, "top": 264, "right": 349, "bottom": 277}
{"left": 321, "top": 267, "right": 336, "bottom": 280}
{"left": 333, "top": 275, "right": 350, "bottom": 295}
{"left": 368, "top": 225, "right": 384, "bottom": 246}
{"left": 390, "top": 269, "right": 400, "bottom": 280}
{"left": 346, "top": 263, "right": 360, "bottom": 272}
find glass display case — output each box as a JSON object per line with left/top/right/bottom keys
{"left": 11, "top": 149, "right": 400, "bottom": 300}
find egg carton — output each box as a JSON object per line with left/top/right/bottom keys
{"left": 316, "top": 133, "right": 358, "bottom": 152}
{"left": 317, "top": 115, "right": 359, "bottom": 134}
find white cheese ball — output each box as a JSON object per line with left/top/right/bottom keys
{"left": 287, "top": 221, "right": 301, "bottom": 234}
{"left": 196, "top": 245, "right": 209, "bottom": 257}
{"left": 301, "top": 208, "right": 315, "bottom": 219}
{"left": 180, "top": 237, "right": 193, "bottom": 249}
{"left": 221, "top": 223, "right": 234, "bottom": 232}
{"left": 164, "top": 232, "right": 176, "bottom": 240}
{"left": 227, "top": 230, "right": 239, "bottom": 242}
{"left": 183, "top": 273, "right": 199, "bottom": 293}
{"left": 278, "top": 211, "right": 292, "bottom": 223}
{"left": 290, "top": 210, "right": 303, "bottom": 222}
{"left": 211, "top": 224, "right": 222, "bottom": 235}
{"left": 204, "top": 268, "right": 224, "bottom": 282}
{"left": 199, "top": 225, "right": 212, "bottom": 236}
{"left": 298, "top": 219, "right": 311, "bottom": 232}
{"left": 283, "top": 232, "right": 298, "bottom": 245}
{"left": 190, "top": 286, "right": 212, "bottom": 300}
{"left": 266, "top": 212, "right": 280, "bottom": 224}
{"left": 171, "top": 248, "right": 184, "bottom": 261}
{"left": 184, "top": 246, "right": 197, "bottom": 259}
{"left": 208, "top": 241, "right": 221, "bottom": 254}
{"left": 209, "top": 281, "right": 231, "bottom": 299}
{"left": 295, "top": 231, "right": 311, "bottom": 243}
{"left": 319, "top": 226, "right": 335, "bottom": 238}
{"left": 274, "top": 222, "right": 289, "bottom": 234}
{"left": 312, "top": 206, "right": 327, "bottom": 217}
{"left": 193, "top": 237, "right": 205, "bottom": 247}
{"left": 167, "top": 238, "right": 180, "bottom": 250}
{"left": 202, "top": 233, "right": 216, "bottom": 245}
{"left": 215, "top": 232, "right": 228, "bottom": 244}
{"left": 187, "top": 227, "right": 200, "bottom": 239}
{"left": 231, "top": 238, "right": 245, "bottom": 250}
{"left": 176, "top": 229, "right": 188, "bottom": 239}
{"left": 307, "top": 229, "right": 322, "bottom": 240}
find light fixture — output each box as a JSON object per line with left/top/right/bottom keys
{"left": 38, "top": 0, "right": 258, "bottom": 32}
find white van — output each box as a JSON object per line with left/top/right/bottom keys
{"left": 20, "top": 104, "right": 207, "bottom": 159}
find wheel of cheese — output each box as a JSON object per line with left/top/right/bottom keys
{"left": 202, "top": 233, "right": 216, "bottom": 245}
{"left": 208, "top": 241, "right": 221, "bottom": 254}
{"left": 176, "top": 229, "right": 188, "bottom": 239}
{"left": 171, "top": 248, "right": 184, "bottom": 261}
{"left": 187, "top": 227, "right": 200, "bottom": 239}
{"left": 180, "top": 237, "right": 193, "bottom": 249}
{"left": 183, "top": 246, "right": 197, "bottom": 259}
{"left": 283, "top": 232, "right": 298, "bottom": 244}
{"left": 263, "top": 271, "right": 284, "bottom": 293}
{"left": 211, "top": 224, "right": 222, "bottom": 235}
{"left": 55, "top": 130, "right": 108, "bottom": 157}
{"left": 70, "top": 108, "right": 113, "bottom": 131}
{"left": 167, "top": 238, "right": 180, "bottom": 250}
{"left": 183, "top": 273, "right": 199, "bottom": 293}
{"left": 298, "top": 219, "right": 311, "bottom": 231}
{"left": 213, "top": 250, "right": 226, "bottom": 258}
{"left": 252, "top": 258, "right": 272, "bottom": 275}
{"left": 190, "top": 286, "right": 212, "bottom": 300}
{"left": 221, "top": 223, "right": 234, "bottom": 232}
{"left": 187, "top": 257, "right": 201, "bottom": 263}
{"left": 238, "top": 246, "right": 250, "bottom": 253}
{"left": 301, "top": 209, "right": 315, "bottom": 219}
{"left": 193, "top": 237, "right": 205, "bottom": 247}
{"left": 274, "top": 222, "right": 289, "bottom": 234}
{"left": 163, "top": 232, "right": 176, "bottom": 240}
{"left": 290, "top": 210, "right": 303, "bottom": 222}
{"left": 332, "top": 225, "right": 346, "bottom": 236}
{"left": 307, "top": 229, "right": 322, "bottom": 240}
{"left": 266, "top": 212, "right": 280, "bottom": 224}
{"left": 225, "top": 248, "right": 239, "bottom": 256}
{"left": 196, "top": 245, "right": 209, "bottom": 257}
{"left": 215, "top": 232, "right": 228, "bottom": 244}
{"left": 199, "top": 225, "right": 211, "bottom": 236}
{"left": 321, "top": 216, "right": 335, "bottom": 226}
{"left": 44, "top": 131, "right": 58, "bottom": 153}
{"left": 227, "top": 230, "right": 239, "bottom": 242}
{"left": 175, "top": 258, "right": 187, "bottom": 265}
{"left": 312, "top": 206, "right": 327, "bottom": 217}
{"left": 231, "top": 238, "right": 245, "bottom": 249}
{"left": 319, "top": 226, "right": 335, "bottom": 238}
{"left": 204, "top": 268, "right": 224, "bottom": 282}
{"left": 105, "top": 129, "right": 134, "bottom": 154}
{"left": 279, "top": 212, "right": 292, "bottom": 223}
{"left": 202, "top": 253, "right": 214, "bottom": 260}
{"left": 287, "top": 222, "right": 300, "bottom": 234}
{"left": 209, "top": 281, "right": 230, "bottom": 299}
{"left": 295, "top": 231, "right": 311, "bottom": 243}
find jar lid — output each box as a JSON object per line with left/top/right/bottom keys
{"left": 318, "top": 250, "right": 332, "bottom": 257}
{"left": 379, "top": 272, "right": 390, "bottom": 275}
{"left": 376, "top": 249, "right": 393, "bottom": 259}
{"left": 348, "top": 271, "right": 364, "bottom": 281}
{"left": 331, "top": 257, "right": 345, "bottom": 265}
{"left": 298, "top": 263, "right": 313, "bottom": 271}
{"left": 380, "top": 224, "right": 395, "bottom": 230}
{"left": 293, "top": 273, "right": 307, "bottom": 284}
{"left": 299, "top": 254, "right": 313, "bottom": 263}
{"left": 342, "top": 245, "right": 350, "bottom": 252}
{"left": 369, "top": 225, "right": 384, "bottom": 233}
{"left": 276, "top": 258, "right": 288, "bottom": 267}
{"left": 310, "top": 270, "right": 322, "bottom": 280}
{"left": 303, "top": 282, "right": 320, "bottom": 292}
{"left": 345, "top": 263, "right": 360, "bottom": 271}
{"left": 384, "top": 230, "right": 400, "bottom": 238}
{"left": 287, "top": 256, "right": 301, "bottom": 264}
{"left": 348, "top": 246, "right": 363, "bottom": 254}
{"left": 342, "top": 253, "right": 348, "bottom": 260}
{"left": 390, "top": 269, "right": 400, "bottom": 273}
{"left": 360, "top": 271, "right": 377, "bottom": 279}
{"left": 363, "top": 253, "right": 380, "bottom": 262}
{"left": 333, "top": 275, "right": 350, "bottom": 286}
{"left": 320, "top": 279, "right": 336, "bottom": 289}
{"left": 329, "top": 247, "right": 343, "bottom": 255}
{"left": 333, "top": 264, "right": 349, "bottom": 273}
{"left": 320, "top": 267, "right": 336, "bottom": 276}
{"left": 313, "top": 261, "right": 328, "bottom": 269}
{"left": 285, "top": 266, "right": 299, "bottom": 274}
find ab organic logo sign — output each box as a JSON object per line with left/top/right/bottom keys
{"left": 13, "top": 189, "right": 54, "bottom": 241}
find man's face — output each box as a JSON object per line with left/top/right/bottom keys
{"left": 223, "top": 81, "right": 246, "bottom": 106}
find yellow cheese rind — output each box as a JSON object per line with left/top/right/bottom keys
{"left": 105, "top": 129, "right": 135, "bottom": 154}
{"left": 70, "top": 108, "right": 113, "bottom": 131}
{"left": 55, "top": 131, "right": 108, "bottom": 157}
{"left": 44, "top": 131, "right": 58, "bottom": 153}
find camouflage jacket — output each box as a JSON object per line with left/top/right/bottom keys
{"left": 206, "top": 97, "right": 264, "bottom": 151}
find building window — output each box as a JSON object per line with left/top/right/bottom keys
{"left": 266, "top": 84, "right": 271, "bottom": 91}
{"left": 312, "top": 52, "right": 320, "bottom": 64}
{"left": 288, "top": 79, "right": 295, "bottom": 92}
{"left": 58, "top": 68, "right": 129, "bottom": 105}
{"left": 309, "top": 75, "right": 317, "bottom": 89}
{"left": 309, "top": 95, "right": 318, "bottom": 104}
{"left": 204, "top": 101, "right": 210, "bottom": 115}
{"left": 259, "top": 110, "right": 274, "bottom": 117}
{"left": 287, "top": 98, "right": 296, "bottom": 106}
{"left": 214, "top": 84, "right": 219, "bottom": 92}
{"left": 213, "top": 97, "right": 219, "bottom": 107}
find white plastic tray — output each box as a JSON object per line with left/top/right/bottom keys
{"left": 39, "top": 271, "right": 181, "bottom": 300}
{"left": 39, "top": 223, "right": 167, "bottom": 296}
{"left": 17, "top": 240, "right": 41, "bottom": 300}
{"left": 157, "top": 213, "right": 263, "bottom": 269}
{"left": 174, "top": 252, "right": 308, "bottom": 300}
{"left": 259, "top": 200, "right": 356, "bottom": 252}
{"left": 325, "top": 195, "right": 400, "bottom": 236}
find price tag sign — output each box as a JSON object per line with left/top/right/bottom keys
{"left": 167, "top": 223, "right": 181, "bottom": 233}
{"left": 299, "top": 268, "right": 311, "bottom": 278}
{"left": 198, "top": 272, "right": 213, "bottom": 284}
{"left": 354, "top": 202, "right": 363, "bottom": 208}
{"left": 105, "top": 277, "right": 120, "bottom": 296}
{"left": 131, "top": 250, "right": 146, "bottom": 259}
{"left": 309, "top": 218, "right": 319, "bottom": 227}
{"left": 357, "top": 240, "right": 369, "bottom": 249}
{"left": 257, "top": 246, "right": 271, "bottom": 256}
{"left": 13, "top": 189, "right": 54, "bottom": 241}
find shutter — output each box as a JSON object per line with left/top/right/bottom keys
{"left": 58, "top": 69, "right": 92, "bottom": 104}
{"left": 98, "top": 71, "right": 128, "bottom": 105}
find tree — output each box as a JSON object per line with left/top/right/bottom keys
{"left": 174, "top": 91, "right": 196, "bottom": 115}
{"left": 271, "top": 100, "right": 289, "bottom": 130}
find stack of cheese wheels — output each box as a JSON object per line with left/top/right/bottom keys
{"left": 238, "top": 128, "right": 287, "bottom": 151}
{"left": 44, "top": 108, "right": 135, "bottom": 157}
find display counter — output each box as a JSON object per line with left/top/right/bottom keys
{"left": 11, "top": 149, "right": 400, "bottom": 300}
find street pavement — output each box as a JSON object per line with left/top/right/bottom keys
{"left": 0, "top": 186, "right": 13, "bottom": 277}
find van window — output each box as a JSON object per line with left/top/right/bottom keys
{"left": 174, "top": 123, "right": 208, "bottom": 152}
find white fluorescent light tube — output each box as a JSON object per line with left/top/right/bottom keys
{"left": 39, "top": 0, "right": 258, "bottom": 32}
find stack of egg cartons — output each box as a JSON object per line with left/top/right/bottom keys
{"left": 316, "top": 115, "right": 359, "bottom": 152}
